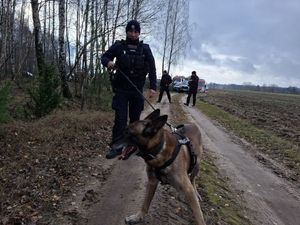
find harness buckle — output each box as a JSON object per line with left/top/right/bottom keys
{"left": 170, "top": 126, "right": 177, "bottom": 133}
{"left": 178, "top": 137, "right": 190, "bottom": 145}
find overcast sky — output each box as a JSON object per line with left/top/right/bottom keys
{"left": 168, "top": 0, "right": 300, "bottom": 87}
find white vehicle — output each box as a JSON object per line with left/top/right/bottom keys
{"left": 173, "top": 79, "right": 189, "bottom": 92}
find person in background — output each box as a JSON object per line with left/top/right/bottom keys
{"left": 157, "top": 70, "right": 172, "bottom": 103}
{"left": 184, "top": 71, "right": 199, "bottom": 106}
{"left": 101, "top": 20, "right": 157, "bottom": 159}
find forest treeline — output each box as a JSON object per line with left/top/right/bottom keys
{"left": 209, "top": 83, "right": 300, "bottom": 94}
{"left": 0, "top": 0, "right": 190, "bottom": 120}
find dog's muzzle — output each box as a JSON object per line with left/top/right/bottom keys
{"left": 110, "top": 132, "right": 140, "bottom": 160}
{"left": 118, "top": 146, "right": 139, "bottom": 160}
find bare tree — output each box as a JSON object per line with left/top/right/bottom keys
{"left": 51, "top": 0, "right": 56, "bottom": 62}
{"left": 8, "top": 0, "right": 16, "bottom": 79}
{"left": 1, "top": 0, "right": 167, "bottom": 102}
{"left": 58, "top": 0, "right": 72, "bottom": 98}
{"left": 111, "top": 0, "right": 122, "bottom": 44}
{"left": 158, "top": 0, "right": 190, "bottom": 74}
{"left": 31, "top": 0, "right": 45, "bottom": 73}
{"left": 167, "top": 0, "right": 179, "bottom": 73}
{"left": 161, "top": 0, "right": 171, "bottom": 74}
{"left": 89, "top": 0, "right": 95, "bottom": 79}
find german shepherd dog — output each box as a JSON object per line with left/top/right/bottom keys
{"left": 111, "top": 109, "right": 206, "bottom": 225}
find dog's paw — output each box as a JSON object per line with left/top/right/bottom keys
{"left": 125, "top": 214, "right": 144, "bottom": 224}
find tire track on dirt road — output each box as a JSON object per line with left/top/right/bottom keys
{"left": 182, "top": 97, "right": 300, "bottom": 225}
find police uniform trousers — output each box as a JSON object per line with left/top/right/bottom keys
{"left": 186, "top": 90, "right": 197, "bottom": 106}
{"left": 112, "top": 90, "right": 144, "bottom": 141}
{"left": 158, "top": 86, "right": 171, "bottom": 103}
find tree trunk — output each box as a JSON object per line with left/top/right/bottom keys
{"left": 31, "top": 0, "right": 45, "bottom": 74}
{"left": 111, "top": 0, "right": 121, "bottom": 44}
{"left": 51, "top": 0, "right": 56, "bottom": 63}
{"left": 167, "top": 0, "right": 179, "bottom": 73}
{"left": 65, "top": 0, "right": 72, "bottom": 80}
{"left": 74, "top": 0, "right": 81, "bottom": 97}
{"left": 81, "top": 0, "right": 90, "bottom": 109}
{"left": 9, "top": 0, "right": 16, "bottom": 79}
{"left": 58, "top": 0, "right": 72, "bottom": 98}
{"left": 162, "top": 0, "right": 171, "bottom": 74}
{"left": 89, "top": 0, "right": 95, "bottom": 80}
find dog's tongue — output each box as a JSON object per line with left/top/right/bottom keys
{"left": 118, "top": 146, "right": 138, "bottom": 160}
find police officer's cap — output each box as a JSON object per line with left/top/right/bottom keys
{"left": 126, "top": 20, "right": 141, "bottom": 33}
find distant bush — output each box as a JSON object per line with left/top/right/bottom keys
{"left": 0, "top": 82, "right": 12, "bottom": 123}
{"left": 25, "top": 64, "right": 61, "bottom": 118}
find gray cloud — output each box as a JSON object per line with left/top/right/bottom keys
{"left": 187, "top": 0, "right": 300, "bottom": 87}
{"left": 224, "top": 58, "right": 256, "bottom": 74}
{"left": 189, "top": 45, "right": 216, "bottom": 64}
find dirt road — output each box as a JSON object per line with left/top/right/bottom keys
{"left": 84, "top": 96, "right": 300, "bottom": 225}
{"left": 182, "top": 96, "right": 300, "bottom": 225}
{"left": 85, "top": 99, "right": 195, "bottom": 225}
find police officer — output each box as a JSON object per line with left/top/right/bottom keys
{"left": 157, "top": 70, "right": 172, "bottom": 103}
{"left": 184, "top": 71, "right": 199, "bottom": 106}
{"left": 101, "top": 20, "right": 157, "bottom": 159}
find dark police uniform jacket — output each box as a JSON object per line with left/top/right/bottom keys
{"left": 160, "top": 73, "right": 172, "bottom": 88}
{"left": 188, "top": 74, "right": 199, "bottom": 93}
{"left": 101, "top": 39, "right": 157, "bottom": 92}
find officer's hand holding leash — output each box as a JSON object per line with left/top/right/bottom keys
{"left": 148, "top": 89, "right": 156, "bottom": 98}
{"left": 107, "top": 61, "right": 115, "bottom": 69}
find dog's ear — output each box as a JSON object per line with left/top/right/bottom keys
{"left": 144, "top": 109, "right": 160, "bottom": 121}
{"left": 143, "top": 115, "right": 168, "bottom": 136}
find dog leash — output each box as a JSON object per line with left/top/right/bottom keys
{"left": 109, "top": 67, "right": 176, "bottom": 131}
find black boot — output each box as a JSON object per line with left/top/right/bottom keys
{"left": 105, "top": 146, "right": 123, "bottom": 159}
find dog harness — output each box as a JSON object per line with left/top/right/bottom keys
{"left": 137, "top": 125, "right": 197, "bottom": 182}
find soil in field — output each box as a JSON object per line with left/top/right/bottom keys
{"left": 200, "top": 89, "right": 300, "bottom": 149}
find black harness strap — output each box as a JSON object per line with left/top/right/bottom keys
{"left": 137, "top": 125, "right": 198, "bottom": 182}
{"left": 174, "top": 125, "right": 197, "bottom": 174}
{"left": 155, "top": 141, "right": 182, "bottom": 181}
{"left": 155, "top": 129, "right": 198, "bottom": 182}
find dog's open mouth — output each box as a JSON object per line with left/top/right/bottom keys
{"left": 118, "top": 145, "right": 139, "bottom": 160}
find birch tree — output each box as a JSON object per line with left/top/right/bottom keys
{"left": 58, "top": 0, "right": 72, "bottom": 98}
{"left": 159, "top": 0, "right": 190, "bottom": 74}
{"left": 31, "top": 0, "right": 45, "bottom": 72}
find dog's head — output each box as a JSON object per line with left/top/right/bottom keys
{"left": 110, "top": 109, "right": 168, "bottom": 160}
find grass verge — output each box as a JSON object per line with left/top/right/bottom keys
{"left": 196, "top": 100, "right": 300, "bottom": 175}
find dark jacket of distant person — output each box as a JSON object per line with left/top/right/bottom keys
{"left": 188, "top": 72, "right": 199, "bottom": 93}
{"left": 160, "top": 71, "right": 172, "bottom": 88}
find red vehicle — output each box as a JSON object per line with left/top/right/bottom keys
{"left": 198, "top": 79, "right": 207, "bottom": 92}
